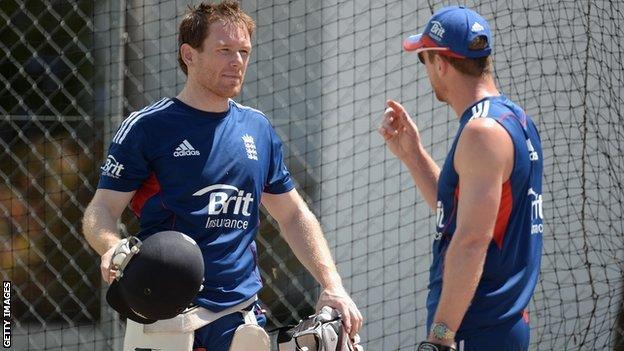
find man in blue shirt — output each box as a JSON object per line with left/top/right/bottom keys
{"left": 379, "top": 6, "right": 543, "bottom": 351}
{"left": 82, "top": 2, "right": 362, "bottom": 350}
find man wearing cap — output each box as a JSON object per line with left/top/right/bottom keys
{"left": 379, "top": 6, "right": 543, "bottom": 351}
{"left": 83, "top": 1, "right": 362, "bottom": 350}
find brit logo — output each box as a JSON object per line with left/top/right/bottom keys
{"left": 192, "top": 184, "right": 254, "bottom": 230}
{"left": 434, "top": 200, "right": 445, "bottom": 241}
{"left": 528, "top": 188, "right": 544, "bottom": 234}
{"left": 101, "top": 155, "right": 124, "bottom": 179}
{"left": 173, "top": 139, "right": 200, "bottom": 157}
{"left": 242, "top": 134, "right": 258, "bottom": 160}
{"left": 429, "top": 21, "right": 445, "bottom": 41}
{"left": 436, "top": 201, "right": 445, "bottom": 230}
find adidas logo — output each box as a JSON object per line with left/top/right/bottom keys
{"left": 471, "top": 22, "right": 485, "bottom": 32}
{"left": 173, "top": 139, "right": 200, "bottom": 157}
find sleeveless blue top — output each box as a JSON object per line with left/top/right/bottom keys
{"left": 428, "top": 95, "right": 544, "bottom": 338}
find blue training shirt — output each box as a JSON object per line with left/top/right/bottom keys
{"left": 428, "top": 95, "right": 544, "bottom": 338}
{"left": 98, "top": 97, "right": 295, "bottom": 312}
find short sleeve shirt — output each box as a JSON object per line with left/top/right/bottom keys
{"left": 98, "top": 98, "right": 295, "bottom": 311}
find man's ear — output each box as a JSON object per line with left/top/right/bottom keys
{"left": 180, "top": 43, "right": 196, "bottom": 69}
{"left": 435, "top": 54, "right": 449, "bottom": 76}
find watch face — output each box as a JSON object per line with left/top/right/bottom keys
{"left": 432, "top": 323, "right": 452, "bottom": 340}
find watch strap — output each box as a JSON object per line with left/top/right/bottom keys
{"left": 417, "top": 341, "right": 457, "bottom": 351}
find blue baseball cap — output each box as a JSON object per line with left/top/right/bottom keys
{"left": 403, "top": 6, "right": 492, "bottom": 59}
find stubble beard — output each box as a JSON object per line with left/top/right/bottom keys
{"left": 216, "top": 76, "right": 245, "bottom": 99}
{"left": 205, "top": 79, "right": 244, "bottom": 100}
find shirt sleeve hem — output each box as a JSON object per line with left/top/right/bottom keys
{"left": 263, "top": 180, "right": 295, "bottom": 195}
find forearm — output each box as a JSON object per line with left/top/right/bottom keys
{"left": 403, "top": 145, "right": 440, "bottom": 211}
{"left": 432, "top": 232, "right": 490, "bottom": 333}
{"left": 82, "top": 203, "right": 122, "bottom": 256}
{"left": 278, "top": 207, "right": 342, "bottom": 289}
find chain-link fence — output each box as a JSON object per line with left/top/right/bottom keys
{"left": 2, "top": 0, "right": 624, "bottom": 350}
{"left": 0, "top": 0, "right": 106, "bottom": 348}
{"left": 2, "top": 1, "right": 316, "bottom": 349}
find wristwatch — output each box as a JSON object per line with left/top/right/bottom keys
{"left": 430, "top": 322, "right": 456, "bottom": 342}
{"left": 417, "top": 341, "right": 456, "bottom": 351}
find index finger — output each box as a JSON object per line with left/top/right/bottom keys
{"left": 101, "top": 264, "right": 116, "bottom": 284}
{"left": 386, "top": 99, "right": 409, "bottom": 121}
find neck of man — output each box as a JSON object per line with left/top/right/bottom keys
{"left": 176, "top": 79, "right": 230, "bottom": 113}
{"left": 446, "top": 74, "right": 499, "bottom": 118}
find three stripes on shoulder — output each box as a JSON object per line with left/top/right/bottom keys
{"left": 113, "top": 98, "right": 174, "bottom": 144}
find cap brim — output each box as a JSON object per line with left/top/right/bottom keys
{"left": 106, "top": 280, "right": 157, "bottom": 324}
{"left": 403, "top": 33, "right": 459, "bottom": 56}
{"left": 403, "top": 33, "right": 426, "bottom": 51}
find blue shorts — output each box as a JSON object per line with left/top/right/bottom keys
{"left": 456, "top": 314, "right": 530, "bottom": 351}
{"left": 192, "top": 302, "right": 267, "bottom": 351}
